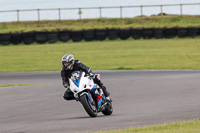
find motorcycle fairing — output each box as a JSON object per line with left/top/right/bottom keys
{"left": 97, "top": 89, "right": 104, "bottom": 107}
{"left": 69, "top": 71, "right": 94, "bottom": 93}
{"left": 71, "top": 72, "right": 83, "bottom": 87}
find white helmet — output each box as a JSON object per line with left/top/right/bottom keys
{"left": 61, "top": 54, "right": 75, "bottom": 70}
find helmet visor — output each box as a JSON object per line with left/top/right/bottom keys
{"left": 63, "top": 62, "right": 70, "bottom": 67}
{"left": 62, "top": 61, "right": 73, "bottom": 70}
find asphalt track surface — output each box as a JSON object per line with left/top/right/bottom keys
{"left": 0, "top": 70, "right": 200, "bottom": 133}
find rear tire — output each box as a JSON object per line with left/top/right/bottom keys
{"left": 80, "top": 94, "right": 97, "bottom": 117}
{"left": 102, "top": 102, "right": 113, "bottom": 115}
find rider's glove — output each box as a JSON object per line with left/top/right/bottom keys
{"left": 95, "top": 74, "right": 101, "bottom": 81}
{"left": 64, "top": 84, "right": 70, "bottom": 89}
{"left": 89, "top": 73, "right": 95, "bottom": 78}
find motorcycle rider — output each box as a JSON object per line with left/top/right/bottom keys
{"left": 61, "top": 54, "right": 110, "bottom": 101}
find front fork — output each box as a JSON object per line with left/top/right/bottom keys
{"left": 87, "top": 91, "right": 95, "bottom": 105}
{"left": 78, "top": 91, "right": 95, "bottom": 105}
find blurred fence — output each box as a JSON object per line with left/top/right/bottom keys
{"left": 1, "top": 27, "right": 200, "bottom": 45}
{"left": 0, "top": 3, "right": 200, "bottom": 22}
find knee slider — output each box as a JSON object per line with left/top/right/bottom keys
{"left": 63, "top": 90, "right": 75, "bottom": 100}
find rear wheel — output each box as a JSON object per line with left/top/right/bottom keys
{"left": 102, "top": 102, "right": 113, "bottom": 115}
{"left": 80, "top": 94, "right": 97, "bottom": 117}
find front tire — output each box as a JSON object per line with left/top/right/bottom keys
{"left": 80, "top": 94, "right": 98, "bottom": 117}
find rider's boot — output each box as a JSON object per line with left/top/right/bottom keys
{"left": 101, "top": 85, "right": 110, "bottom": 97}
{"left": 101, "top": 85, "right": 112, "bottom": 102}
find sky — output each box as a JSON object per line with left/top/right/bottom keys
{"left": 0, "top": 0, "right": 200, "bottom": 10}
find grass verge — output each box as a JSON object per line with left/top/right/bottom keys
{"left": 94, "top": 120, "right": 200, "bottom": 133}
{"left": 0, "top": 15, "right": 200, "bottom": 33}
{"left": 0, "top": 38, "right": 200, "bottom": 72}
{"left": 0, "top": 83, "right": 40, "bottom": 87}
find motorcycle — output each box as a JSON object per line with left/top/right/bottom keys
{"left": 69, "top": 71, "right": 113, "bottom": 117}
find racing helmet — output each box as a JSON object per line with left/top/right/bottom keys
{"left": 61, "top": 54, "right": 75, "bottom": 70}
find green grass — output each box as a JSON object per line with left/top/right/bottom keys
{"left": 94, "top": 120, "right": 200, "bottom": 133}
{"left": 0, "top": 15, "right": 200, "bottom": 33}
{"left": 1, "top": 38, "right": 200, "bottom": 72}
{"left": 0, "top": 83, "right": 40, "bottom": 87}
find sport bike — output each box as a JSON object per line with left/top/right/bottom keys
{"left": 69, "top": 71, "right": 113, "bottom": 117}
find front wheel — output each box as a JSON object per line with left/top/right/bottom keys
{"left": 102, "top": 102, "right": 113, "bottom": 115}
{"left": 80, "top": 94, "right": 98, "bottom": 117}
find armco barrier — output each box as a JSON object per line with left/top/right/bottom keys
{"left": 188, "top": 27, "right": 199, "bottom": 38}
{"left": 131, "top": 28, "right": 142, "bottom": 39}
{"left": 35, "top": 31, "right": 47, "bottom": 44}
{"left": 71, "top": 31, "right": 83, "bottom": 42}
{"left": 1, "top": 27, "right": 200, "bottom": 46}
{"left": 154, "top": 28, "right": 165, "bottom": 39}
{"left": 119, "top": 29, "right": 131, "bottom": 40}
{"left": 95, "top": 29, "right": 107, "bottom": 41}
{"left": 107, "top": 29, "right": 119, "bottom": 40}
{"left": 47, "top": 31, "right": 58, "bottom": 43}
{"left": 11, "top": 33, "right": 22, "bottom": 45}
{"left": 22, "top": 32, "right": 35, "bottom": 45}
{"left": 177, "top": 28, "right": 188, "bottom": 38}
{"left": 0, "top": 33, "right": 11, "bottom": 45}
{"left": 58, "top": 30, "right": 71, "bottom": 42}
{"left": 83, "top": 29, "right": 95, "bottom": 41}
